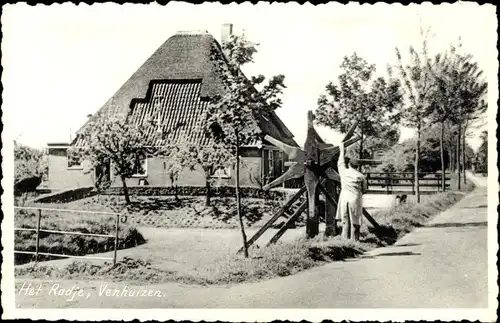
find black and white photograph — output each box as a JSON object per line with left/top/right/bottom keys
{"left": 1, "top": 2, "right": 498, "bottom": 321}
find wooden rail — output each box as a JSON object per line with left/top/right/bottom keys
{"left": 14, "top": 206, "right": 121, "bottom": 265}
{"left": 364, "top": 172, "right": 451, "bottom": 194}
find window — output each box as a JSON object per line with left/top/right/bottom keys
{"left": 268, "top": 150, "right": 275, "bottom": 178}
{"left": 210, "top": 166, "right": 231, "bottom": 179}
{"left": 67, "top": 148, "right": 82, "bottom": 169}
{"left": 279, "top": 151, "right": 284, "bottom": 175}
{"left": 132, "top": 153, "right": 147, "bottom": 177}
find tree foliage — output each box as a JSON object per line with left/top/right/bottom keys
{"left": 316, "top": 52, "right": 403, "bottom": 160}
{"left": 169, "top": 135, "right": 234, "bottom": 205}
{"left": 77, "top": 110, "right": 182, "bottom": 204}
{"left": 476, "top": 130, "right": 488, "bottom": 173}
{"left": 14, "top": 142, "right": 47, "bottom": 183}
{"left": 378, "top": 122, "right": 475, "bottom": 174}
{"left": 203, "top": 33, "right": 286, "bottom": 257}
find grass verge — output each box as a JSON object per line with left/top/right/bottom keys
{"left": 366, "top": 173, "right": 475, "bottom": 242}
{"left": 14, "top": 209, "right": 146, "bottom": 265}
{"left": 16, "top": 175, "right": 475, "bottom": 285}
{"left": 16, "top": 237, "right": 365, "bottom": 285}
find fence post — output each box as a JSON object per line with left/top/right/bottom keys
{"left": 386, "top": 171, "right": 390, "bottom": 194}
{"left": 113, "top": 214, "right": 120, "bottom": 266}
{"left": 412, "top": 172, "right": 416, "bottom": 195}
{"left": 35, "top": 209, "right": 42, "bottom": 262}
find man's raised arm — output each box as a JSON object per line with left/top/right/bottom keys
{"left": 338, "top": 142, "right": 346, "bottom": 173}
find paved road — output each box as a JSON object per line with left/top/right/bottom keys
{"left": 15, "top": 173, "right": 492, "bottom": 312}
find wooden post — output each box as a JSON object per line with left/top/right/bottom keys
{"left": 113, "top": 214, "right": 120, "bottom": 266}
{"left": 386, "top": 170, "right": 390, "bottom": 194}
{"left": 268, "top": 201, "right": 308, "bottom": 245}
{"left": 324, "top": 180, "right": 337, "bottom": 237}
{"left": 304, "top": 111, "right": 320, "bottom": 238}
{"left": 241, "top": 186, "right": 307, "bottom": 251}
{"left": 412, "top": 172, "right": 415, "bottom": 195}
{"left": 35, "top": 209, "right": 41, "bottom": 262}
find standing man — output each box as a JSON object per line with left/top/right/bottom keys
{"left": 335, "top": 142, "right": 368, "bottom": 241}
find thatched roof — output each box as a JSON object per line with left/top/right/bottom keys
{"left": 73, "top": 31, "right": 297, "bottom": 148}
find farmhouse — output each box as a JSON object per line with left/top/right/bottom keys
{"left": 47, "top": 24, "right": 298, "bottom": 190}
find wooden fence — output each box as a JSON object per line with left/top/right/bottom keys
{"left": 364, "top": 172, "right": 451, "bottom": 195}
{"left": 14, "top": 206, "right": 122, "bottom": 265}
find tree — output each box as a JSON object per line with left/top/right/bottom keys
{"left": 378, "top": 132, "right": 446, "bottom": 175}
{"left": 425, "top": 49, "right": 456, "bottom": 191}
{"left": 427, "top": 40, "right": 487, "bottom": 188}
{"left": 316, "top": 52, "right": 403, "bottom": 163}
{"left": 78, "top": 110, "right": 184, "bottom": 204}
{"left": 14, "top": 142, "right": 47, "bottom": 184}
{"left": 14, "top": 142, "right": 48, "bottom": 203}
{"left": 164, "top": 146, "right": 186, "bottom": 203}
{"left": 394, "top": 31, "right": 436, "bottom": 202}
{"left": 203, "top": 33, "right": 286, "bottom": 258}
{"left": 476, "top": 130, "right": 488, "bottom": 174}
{"left": 350, "top": 128, "right": 400, "bottom": 160}
{"left": 173, "top": 137, "right": 234, "bottom": 206}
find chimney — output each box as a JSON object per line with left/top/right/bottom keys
{"left": 221, "top": 23, "right": 233, "bottom": 45}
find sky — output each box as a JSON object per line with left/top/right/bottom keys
{"left": 2, "top": 2, "right": 497, "bottom": 151}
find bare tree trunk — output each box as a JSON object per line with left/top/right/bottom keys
{"left": 448, "top": 147, "right": 454, "bottom": 172}
{"left": 462, "top": 127, "right": 467, "bottom": 184}
{"left": 205, "top": 177, "right": 211, "bottom": 207}
{"left": 440, "top": 121, "right": 446, "bottom": 192}
{"left": 358, "top": 132, "right": 364, "bottom": 171}
{"left": 456, "top": 124, "right": 461, "bottom": 190}
{"left": 235, "top": 136, "right": 249, "bottom": 258}
{"left": 415, "top": 124, "right": 421, "bottom": 203}
{"left": 120, "top": 175, "right": 131, "bottom": 204}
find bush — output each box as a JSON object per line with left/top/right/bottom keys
{"left": 14, "top": 209, "right": 145, "bottom": 265}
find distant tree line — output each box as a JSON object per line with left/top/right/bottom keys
{"left": 315, "top": 28, "right": 487, "bottom": 201}
{"left": 14, "top": 142, "right": 47, "bottom": 184}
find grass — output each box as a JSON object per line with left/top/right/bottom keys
{"left": 15, "top": 172, "right": 476, "bottom": 285}
{"left": 14, "top": 208, "right": 146, "bottom": 265}
{"left": 29, "top": 195, "right": 287, "bottom": 229}
{"left": 15, "top": 237, "right": 365, "bottom": 285}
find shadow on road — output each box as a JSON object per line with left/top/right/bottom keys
{"left": 461, "top": 205, "right": 488, "bottom": 209}
{"left": 392, "top": 243, "right": 420, "bottom": 247}
{"left": 423, "top": 221, "right": 487, "bottom": 228}
{"left": 375, "top": 251, "right": 421, "bottom": 257}
{"left": 360, "top": 251, "right": 421, "bottom": 259}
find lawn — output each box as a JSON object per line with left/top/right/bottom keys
{"left": 16, "top": 172, "right": 475, "bottom": 285}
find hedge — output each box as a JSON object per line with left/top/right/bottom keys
{"left": 33, "top": 185, "right": 292, "bottom": 204}
{"left": 33, "top": 187, "right": 96, "bottom": 204}
{"left": 101, "top": 185, "right": 290, "bottom": 200}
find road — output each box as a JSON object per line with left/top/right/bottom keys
{"left": 14, "top": 173, "right": 492, "bottom": 313}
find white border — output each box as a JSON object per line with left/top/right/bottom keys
{"left": 1, "top": 2, "right": 498, "bottom": 321}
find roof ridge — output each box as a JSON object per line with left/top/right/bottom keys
{"left": 175, "top": 30, "right": 209, "bottom": 35}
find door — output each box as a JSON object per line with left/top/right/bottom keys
{"left": 95, "top": 161, "right": 111, "bottom": 186}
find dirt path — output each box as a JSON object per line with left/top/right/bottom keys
{"left": 15, "top": 174, "right": 491, "bottom": 311}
